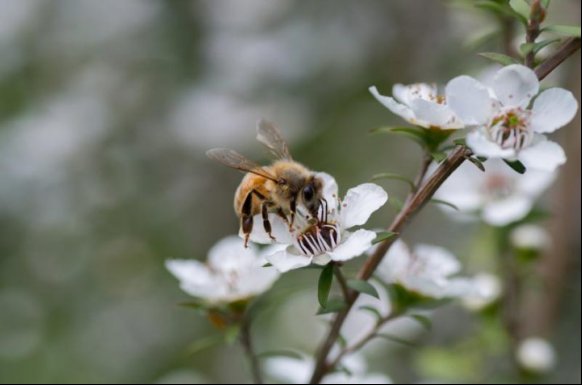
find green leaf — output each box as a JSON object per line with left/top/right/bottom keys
{"left": 453, "top": 138, "right": 466, "bottom": 146}
{"left": 347, "top": 279, "right": 380, "bottom": 299}
{"left": 318, "top": 264, "right": 334, "bottom": 308}
{"left": 478, "top": 52, "right": 520, "bottom": 66}
{"left": 389, "top": 197, "right": 404, "bottom": 211}
{"left": 503, "top": 159, "right": 527, "bottom": 174}
{"left": 179, "top": 300, "right": 207, "bottom": 311}
{"left": 541, "top": 0, "right": 550, "bottom": 9}
{"left": 262, "top": 262, "right": 273, "bottom": 267}
{"left": 373, "top": 231, "right": 397, "bottom": 245}
{"left": 475, "top": 0, "right": 528, "bottom": 24}
{"left": 520, "top": 38, "right": 561, "bottom": 56}
{"left": 509, "top": 0, "right": 531, "bottom": 20}
{"left": 371, "top": 173, "right": 415, "bottom": 190}
{"left": 409, "top": 314, "right": 432, "bottom": 331}
{"left": 224, "top": 325, "right": 241, "bottom": 344}
{"left": 430, "top": 199, "right": 459, "bottom": 211}
{"left": 376, "top": 333, "right": 418, "bottom": 348}
{"left": 543, "top": 25, "right": 581, "bottom": 38}
{"left": 359, "top": 305, "right": 383, "bottom": 320}
{"left": 431, "top": 151, "right": 447, "bottom": 163}
{"left": 257, "top": 350, "right": 304, "bottom": 360}
{"left": 467, "top": 156, "right": 486, "bottom": 172}
{"left": 337, "top": 334, "right": 348, "bottom": 349}
{"left": 186, "top": 335, "right": 222, "bottom": 355}
{"left": 316, "top": 298, "right": 347, "bottom": 315}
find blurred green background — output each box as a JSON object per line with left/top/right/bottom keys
{"left": 0, "top": 0, "right": 579, "bottom": 383}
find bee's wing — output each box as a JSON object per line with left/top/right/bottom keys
{"left": 256, "top": 119, "right": 293, "bottom": 160}
{"left": 206, "top": 148, "right": 280, "bottom": 182}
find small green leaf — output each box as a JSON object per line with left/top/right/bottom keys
{"left": 541, "top": 0, "right": 550, "bottom": 9}
{"left": 316, "top": 298, "right": 346, "bottom": 315}
{"left": 186, "top": 335, "right": 222, "bottom": 356}
{"left": 503, "top": 159, "right": 527, "bottom": 174}
{"left": 347, "top": 279, "right": 380, "bottom": 299}
{"left": 453, "top": 138, "right": 466, "bottom": 146}
{"left": 475, "top": 0, "right": 528, "bottom": 24}
{"left": 337, "top": 334, "right": 348, "bottom": 349}
{"left": 467, "top": 156, "right": 486, "bottom": 172}
{"left": 318, "top": 264, "right": 334, "bottom": 308}
{"left": 431, "top": 151, "right": 447, "bottom": 163}
{"left": 373, "top": 231, "right": 397, "bottom": 245}
{"left": 359, "top": 305, "right": 383, "bottom": 320}
{"left": 478, "top": 52, "right": 520, "bottom": 65}
{"left": 179, "top": 300, "right": 207, "bottom": 311}
{"left": 389, "top": 197, "right": 404, "bottom": 211}
{"left": 543, "top": 25, "right": 581, "bottom": 38}
{"left": 376, "top": 333, "right": 418, "bottom": 348}
{"left": 224, "top": 325, "right": 240, "bottom": 344}
{"left": 519, "top": 38, "right": 561, "bottom": 56}
{"left": 409, "top": 314, "right": 432, "bottom": 331}
{"left": 262, "top": 262, "right": 273, "bottom": 267}
{"left": 430, "top": 199, "right": 459, "bottom": 211}
{"left": 371, "top": 173, "right": 415, "bottom": 190}
{"left": 257, "top": 350, "right": 304, "bottom": 360}
{"left": 509, "top": 0, "right": 531, "bottom": 20}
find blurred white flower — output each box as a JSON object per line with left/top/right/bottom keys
{"left": 516, "top": 337, "right": 557, "bottom": 373}
{"left": 165, "top": 236, "right": 279, "bottom": 305}
{"left": 250, "top": 173, "right": 388, "bottom": 272}
{"left": 461, "top": 273, "right": 502, "bottom": 311}
{"left": 510, "top": 224, "right": 551, "bottom": 251}
{"left": 434, "top": 159, "right": 555, "bottom": 226}
{"left": 265, "top": 352, "right": 392, "bottom": 384}
{"left": 447, "top": 64, "right": 578, "bottom": 172}
{"left": 376, "top": 240, "right": 474, "bottom": 299}
{"left": 369, "top": 82, "right": 464, "bottom": 130}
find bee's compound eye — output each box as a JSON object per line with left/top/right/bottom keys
{"left": 303, "top": 184, "right": 315, "bottom": 202}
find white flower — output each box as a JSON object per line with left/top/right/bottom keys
{"left": 376, "top": 240, "right": 474, "bottom": 299}
{"left": 248, "top": 173, "right": 388, "bottom": 273}
{"left": 516, "top": 337, "right": 557, "bottom": 373}
{"left": 510, "top": 224, "right": 551, "bottom": 250}
{"left": 265, "top": 352, "right": 392, "bottom": 384}
{"left": 165, "top": 236, "right": 280, "bottom": 305}
{"left": 369, "top": 82, "right": 464, "bottom": 130}
{"left": 447, "top": 64, "right": 578, "bottom": 172}
{"left": 462, "top": 273, "right": 502, "bottom": 311}
{"left": 434, "top": 159, "right": 555, "bottom": 226}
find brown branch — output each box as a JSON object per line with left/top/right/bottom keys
{"left": 525, "top": 0, "right": 544, "bottom": 68}
{"left": 333, "top": 263, "right": 351, "bottom": 302}
{"left": 240, "top": 319, "right": 263, "bottom": 384}
{"left": 308, "top": 36, "right": 581, "bottom": 383}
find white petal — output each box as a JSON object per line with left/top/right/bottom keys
{"left": 409, "top": 98, "right": 464, "bottom": 129}
{"left": 483, "top": 196, "right": 533, "bottom": 226}
{"left": 414, "top": 244, "right": 461, "bottom": 277}
{"left": 518, "top": 138, "right": 566, "bottom": 172}
{"left": 445, "top": 75, "right": 492, "bottom": 125}
{"left": 392, "top": 83, "right": 437, "bottom": 105}
{"left": 433, "top": 161, "right": 485, "bottom": 212}
{"left": 340, "top": 183, "right": 388, "bottom": 229}
{"left": 236, "top": 265, "right": 280, "bottom": 296}
{"left": 244, "top": 213, "right": 294, "bottom": 245}
{"left": 312, "top": 254, "right": 332, "bottom": 265}
{"left": 376, "top": 239, "right": 411, "bottom": 282}
{"left": 369, "top": 86, "right": 417, "bottom": 124}
{"left": 514, "top": 168, "right": 556, "bottom": 197}
{"left": 315, "top": 171, "right": 339, "bottom": 204}
{"left": 265, "top": 247, "right": 312, "bottom": 273}
{"left": 491, "top": 64, "right": 539, "bottom": 108}
{"left": 466, "top": 130, "right": 516, "bottom": 158}
{"left": 328, "top": 229, "right": 376, "bottom": 262}
{"left": 165, "top": 259, "right": 211, "bottom": 286}
{"left": 208, "top": 235, "right": 256, "bottom": 271}
{"left": 265, "top": 356, "right": 312, "bottom": 384}
{"left": 530, "top": 88, "right": 579, "bottom": 133}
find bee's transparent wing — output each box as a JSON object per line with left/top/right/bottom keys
{"left": 256, "top": 119, "right": 292, "bottom": 160}
{"left": 206, "top": 148, "right": 279, "bottom": 181}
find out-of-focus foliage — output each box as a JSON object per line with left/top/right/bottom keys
{"left": 0, "top": 0, "right": 579, "bottom": 383}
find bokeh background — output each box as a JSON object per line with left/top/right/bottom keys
{"left": 0, "top": 0, "right": 579, "bottom": 383}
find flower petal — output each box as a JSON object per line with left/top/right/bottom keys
{"left": 265, "top": 356, "right": 312, "bottom": 384}
{"left": 165, "top": 259, "right": 211, "bottom": 286}
{"left": 491, "top": 64, "right": 539, "bottom": 108}
{"left": 208, "top": 235, "right": 256, "bottom": 271}
{"left": 244, "top": 213, "right": 294, "bottom": 245}
{"left": 369, "top": 86, "right": 417, "bottom": 124}
{"left": 530, "top": 88, "right": 579, "bottom": 133}
{"left": 265, "top": 247, "right": 312, "bottom": 273}
{"left": 376, "top": 239, "right": 411, "bottom": 283}
{"left": 414, "top": 244, "right": 461, "bottom": 277}
{"left": 340, "top": 183, "right": 388, "bottom": 229}
{"left": 445, "top": 75, "right": 492, "bottom": 125}
{"left": 328, "top": 229, "right": 376, "bottom": 262}
{"left": 393, "top": 83, "right": 437, "bottom": 105}
{"left": 315, "top": 171, "right": 339, "bottom": 204}
{"left": 483, "top": 196, "right": 533, "bottom": 226}
{"left": 409, "top": 98, "right": 464, "bottom": 129}
{"left": 514, "top": 168, "right": 556, "bottom": 197}
{"left": 466, "top": 130, "right": 516, "bottom": 158}
{"left": 518, "top": 137, "right": 566, "bottom": 172}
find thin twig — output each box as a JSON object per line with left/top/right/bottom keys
{"left": 333, "top": 263, "right": 351, "bottom": 302}
{"left": 525, "top": 0, "right": 544, "bottom": 68}
{"left": 240, "top": 319, "right": 263, "bottom": 384}
{"left": 308, "top": 39, "right": 581, "bottom": 383}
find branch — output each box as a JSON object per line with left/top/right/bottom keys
{"left": 525, "top": 0, "right": 544, "bottom": 68}
{"left": 535, "top": 37, "right": 581, "bottom": 80}
{"left": 333, "top": 263, "right": 351, "bottom": 302}
{"left": 240, "top": 319, "right": 263, "bottom": 384}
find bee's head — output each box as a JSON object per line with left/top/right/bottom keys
{"left": 301, "top": 176, "right": 323, "bottom": 217}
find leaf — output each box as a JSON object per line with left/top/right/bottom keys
{"left": 503, "top": 159, "right": 527, "bottom": 174}
{"left": 409, "top": 314, "right": 432, "bottom": 331}
{"left": 371, "top": 173, "right": 415, "bottom": 189}
{"left": 376, "top": 333, "right": 418, "bottom": 348}
{"left": 467, "top": 156, "right": 486, "bottom": 172}
{"left": 453, "top": 138, "right": 466, "bottom": 146}
{"left": 543, "top": 25, "right": 581, "bottom": 38}
{"left": 262, "top": 262, "right": 273, "bottom": 267}
{"left": 430, "top": 199, "right": 459, "bottom": 211}
{"left": 359, "top": 305, "right": 383, "bottom": 320}
{"left": 316, "top": 298, "right": 347, "bottom": 315}
{"left": 541, "top": 0, "right": 550, "bottom": 9}
{"left": 474, "top": 0, "right": 528, "bottom": 24}
{"left": 179, "top": 300, "right": 207, "bottom": 311}
{"left": 389, "top": 197, "right": 404, "bottom": 211}
{"left": 373, "top": 231, "right": 397, "bottom": 245}
{"left": 186, "top": 335, "right": 222, "bottom": 355}
{"left": 509, "top": 0, "right": 531, "bottom": 20}
{"left": 224, "top": 325, "right": 241, "bottom": 344}
{"left": 431, "top": 151, "right": 447, "bottom": 163}
{"left": 318, "top": 264, "right": 334, "bottom": 308}
{"left": 519, "top": 38, "right": 561, "bottom": 56}
{"left": 347, "top": 279, "right": 380, "bottom": 299}
{"left": 337, "top": 334, "right": 348, "bottom": 349}
{"left": 478, "top": 52, "right": 520, "bottom": 66}
{"left": 257, "top": 350, "right": 304, "bottom": 360}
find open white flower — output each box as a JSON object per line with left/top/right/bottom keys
{"left": 265, "top": 352, "right": 392, "bottom": 384}
{"left": 376, "top": 240, "right": 474, "bottom": 299}
{"left": 248, "top": 173, "right": 388, "bottom": 273}
{"left": 462, "top": 273, "right": 502, "bottom": 311}
{"left": 165, "top": 236, "right": 280, "bottom": 305}
{"left": 447, "top": 64, "right": 578, "bottom": 171}
{"left": 369, "top": 82, "right": 464, "bottom": 130}
{"left": 516, "top": 337, "right": 557, "bottom": 373}
{"left": 434, "top": 159, "right": 555, "bottom": 226}
{"left": 510, "top": 224, "right": 551, "bottom": 251}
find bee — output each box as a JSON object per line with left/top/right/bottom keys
{"left": 206, "top": 119, "right": 324, "bottom": 247}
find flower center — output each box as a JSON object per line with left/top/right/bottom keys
{"left": 488, "top": 108, "right": 532, "bottom": 151}
{"left": 484, "top": 173, "right": 514, "bottom": 200}
{"left": 296, "top": 222, "right": 341, "bottom": 257}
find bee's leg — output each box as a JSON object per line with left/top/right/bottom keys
{"left": 289, "top": 195, "right": 297, "bottom": 229}
{"left": 261, "top": 201, "right": 276, "bottom": 241}
{"left": 275, "top": 208, "right": 290, "bottom": 225}
{"left": 241, "top": 191, "right": 255, "bottom": 248}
